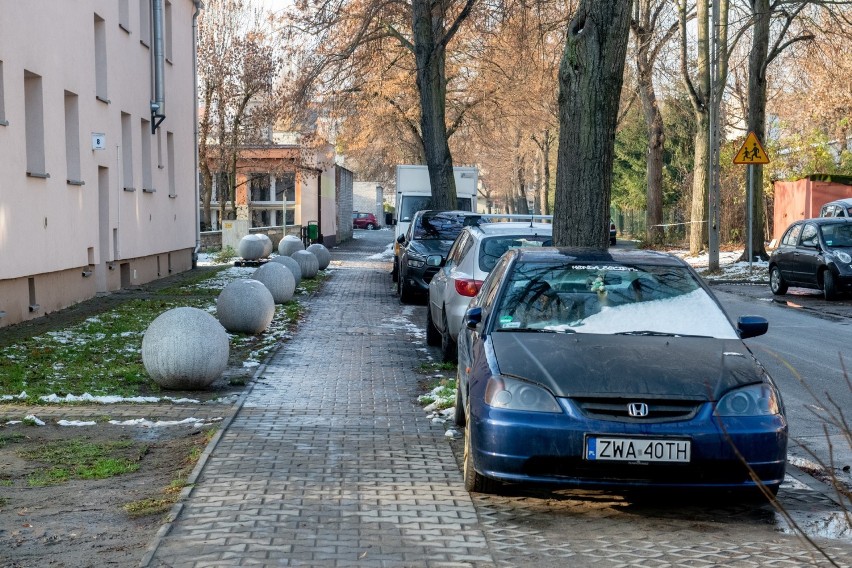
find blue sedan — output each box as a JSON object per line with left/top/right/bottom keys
{"left": 456, "top": 248, "right": 787, "bottom": 497}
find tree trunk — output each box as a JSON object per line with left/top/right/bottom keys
{"left": 411, "top": 0, "right": 457, "bottom": 211}
{"left": 744, "top": 0, "right": 770, "bottom": 260}
{"left": 554, "top": 0, "right": 632, "bottom": 247}
{"left": 690, "top": 111, "right": 709, "bottom": 254}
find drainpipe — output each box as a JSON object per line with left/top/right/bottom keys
{"left": 192, "top": 0, "right": 204, "bottom": 267}
{"left": 151, "top": 0, "right": 166, "bottom": 133}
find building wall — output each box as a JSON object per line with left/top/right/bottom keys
{"left": 773, "top": 178, "right": 852, "bottom": 243}
{"left": 337, "top": 167, "right": 354, "bottom": 243}
{"left": 0, "top": 0, "right": 198, "bottom": 327}
{"left": 353, "top": 181, "right": 384, "bottom": 226}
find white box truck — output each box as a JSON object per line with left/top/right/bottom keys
{"left": 393, "top": 165, "right": 479, "bottom": 242}
{"left": 391, "top": 164, "right": 479, "bottom": 282}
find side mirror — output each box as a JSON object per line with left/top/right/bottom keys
{"left": 396, "top": 234, "right": 406, "bottom": 244}
{"left": 737, "top": 315, "right": 768, "bottom": 339}
{"left": 426, "top": 255, "right": 443, "bottom": 267}
{"left": 466, "top": 307, "right": 483, "bottom": 329}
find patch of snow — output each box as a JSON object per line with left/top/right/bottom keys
{"left": 108, "top": 417, "right": 223, "bottom": 427}
{"left": 57, "top": 420, "right": 98, "bottom": 426}
{"left": 24, "top": 415, "right": 46, "bottom": 426}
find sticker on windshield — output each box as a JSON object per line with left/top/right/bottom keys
{"left": 502, "top": 321, "right": 521, "bottom": 329}
{"left": 571, "top": 265, "right": 637, "bottom": 272}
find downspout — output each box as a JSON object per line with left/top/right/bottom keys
{"left": 151, "top": 0, "right": 166, "bottom": 133}
{"left": 192, "top": 0, "right": 204, "bottom": 267}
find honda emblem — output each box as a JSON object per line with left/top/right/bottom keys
{"left": 627, "top": 402, "right": 649, "bottom": 417}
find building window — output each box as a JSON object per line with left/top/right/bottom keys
{"left": 167, "top": 131, "right": 175, "bottom": 196}
{"left": 250, "top": 174, "right": 271, "bottom": 202}
{"left": 64, "top": 91, "right": 82, "bottom": 184}
{"left": 24, "top": 70, "right": 47, "bottom": 177}
{"left": 121, "top": 112, "right": 134, "bottom": 190}
{"left": 277, "top": 172, "right": 296, "bottom": 201}
{"left": 119, "top": 0, "right": 130, "bottom": 32}
{"left": 94, "top": 14, "right": 108, "bottom": 103}
{"left": 165, "top": 0, "right": 173, "bottom": 62}
{"left": 141, "top": 118, "right": 153, "bottom": 191}
{"left": 139, "top": 0, "right": 151, "bottom": 47}
{"left": 0, "top": 60, "right": 7, "bottom": 126}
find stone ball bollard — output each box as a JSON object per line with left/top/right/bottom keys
{"left": 216, "top": 278, "right": 275, "bottom": 333}
{"left": 291, "top": 250, "right": 319, "bottom": 279}
{"left": 238, "top": 234, "right": 270, "bottom": 260}
{"left": 142, "top": 307, "right": 230, "bottom": 390}
{"left": 269, "top": 254, "right": 302, "bottom": 287}
{"left": 252, "top": 262, "right": 296, "bottom": 304}
{"left": 278, "top": 235, "right": 304, "bottom": 256}
{"left": 306, "top": 243, "right": 331, "bottom": 270}
{"left": 259, "top": 234, "right": 273, "bottom": 257}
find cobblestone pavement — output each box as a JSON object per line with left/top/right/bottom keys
{"left": 143, "top": 231, "right": 852, "bottom": 567}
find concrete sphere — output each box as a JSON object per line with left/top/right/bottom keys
{"left": 259, "top": 234, "right": 274, "bottom": 257}
{"left": 269, "top": 254, "right": 303, "bottom": 287}
{"left": 142, "top": 307, "right": 229, "bottom": 390}
{"left": 252, "top": 262, "right": 296, "bottom": 303}
{"left": 291, "top": 250, "right": 319, "bottom": 279}
{"left": 216, "top": 279, "right": 275, "bottom": 333}
{"left": 307, "top": 243, "right": 331, "bottom": 270}
{"left": 278, "top": 235, "right": 304, "bottom": 256}
{"left": 238, "top": 234, "right": 270, "bottom": 260}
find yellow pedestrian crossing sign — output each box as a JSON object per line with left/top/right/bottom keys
{"left": 733, "top": 131, "right": 770, "bottom": 164}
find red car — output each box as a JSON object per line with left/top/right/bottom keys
{"left": 353, "top": 212, "right": 379, "bottom": 230}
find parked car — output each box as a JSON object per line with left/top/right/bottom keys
{"left": 610, "top": 218, "right": 617, "bottom": 245}
{"left": 456, "top": 247, "right": 786, "bottom": 497}
{"left": 396, "top": 210, "right": 483, "bottom": 303}
{"left": 819, "top": 198, "right": 852, "bottom": 218}
{"left": 769, "top": 217, "right": 852, "bottom": 300}
{"left": 427, "top": 220, "right": 553, "bottom": 362}
{"left": 353, "top": 212, "right": 379, "bottom": 230}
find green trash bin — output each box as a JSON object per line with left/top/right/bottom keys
{"left": 307, "top": 221, "right": 319, "bottom": 242}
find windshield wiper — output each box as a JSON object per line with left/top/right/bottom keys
{"left": 615, "top": 330, "right": 711, "bottom": 338}
{"left": 499, "top": 327, "right": 576, "bottom": 334}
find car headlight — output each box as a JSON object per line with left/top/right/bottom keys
{"left": 835, "top": 251, "right": 852, "bottom": 264}
{"left": 407, "top": 256, "right": 425, "bottom": 268}
{"left": 716, "top": 383, "right": 780, "bottom": 416}
{"left": 484, "top": 375, "right": 562, "bottom": 413}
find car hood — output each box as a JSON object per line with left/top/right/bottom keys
{"left": 490, "top": 332, "right": 764, "bottom": 401}
{"left": 408, "top": 239, "right": 455, "bottom": 257}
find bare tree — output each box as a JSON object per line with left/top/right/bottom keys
{"left": 553, "top": 0, "right": 632, "bottom": 247}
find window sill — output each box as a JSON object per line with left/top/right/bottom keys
{"left": 143, "top": 188, "right": 156, "bottom": 193}
{"left": 27, "top": 171, "right": 50, "bottom": 179}
{"left": 119, "top": 23, "right": 130, "bottom": 34}
{"left": 96, "top": 95, "right": 110, "bottom": 105}
{"left": 67, "top": 179, "right": 86, "bottom": 186}
{"left": 140, "top": 40, "right": 149, "bottom": 48}
{"left": 169, "top": 194, "right": 177, "bottom": 198}
{"left": 123, "top": 187, "right": 136, "bottom": 192}
{"left": 0, "top": 120, "right": 8, "bottom": 127}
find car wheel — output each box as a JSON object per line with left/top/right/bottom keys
{"left": 441, "top": 312, "right": 457, "bottom": 363}
{"left": 769, "top": 266, "right": 788, "bottom": 295}
{"left": 426, "top": 306, "right": 441, "bottom": 346}
{"left": 399, "top": 277, "right": 415, "bottom": 304}
{"left": 463, "top": 407, "right": 498, "bottom": 494}
{"left": 453, "top": 377, "right": 466, "bottom": 427}
{"left": 366, "top": 223, "right": 375, "bottom": 230}
{"left": 823, "top": 269, "right": 839, "bottom": 300}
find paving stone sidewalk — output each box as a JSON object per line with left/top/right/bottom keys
{"left": 142, "top": 233, "right": 852, "bottom": 568}
{"left": 142, "top": 236, "right": 492, "bottom": 567}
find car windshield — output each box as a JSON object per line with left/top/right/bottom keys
{"left": 413, "top": 213, "right": 476, "bottom": 241}
{"left": 493, "top": 261, "right": 738, "bottom": 339}
{"left": 479, "top": 235, "right": 552, "bottom": 272}
{"left": 820, "top": 224, "right": 852, "bottom": 247}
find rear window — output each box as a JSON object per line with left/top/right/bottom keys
{"left": 413, "top": 212, "right": 479, "bottom": 240}
{"left": 479, "top": 235, "right": 552, "bottom": 272}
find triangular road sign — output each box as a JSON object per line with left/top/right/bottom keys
{"left": 733, "top": 132, "right": 770, "bottom": 165}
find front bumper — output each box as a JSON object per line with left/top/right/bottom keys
{"left": 469, "top": 399, "right": 787, "bottom": 490}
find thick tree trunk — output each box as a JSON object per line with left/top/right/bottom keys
{"left": 540, "top": 131, "right": 551, "bottom": 216}
{"left": 637, "top": 57, "right": 665, "bottom": 246}
{"left": 554, "top": 0, "right": 632, "bottom": 247}
{"left": 744, "top": 0, "right": 770, "bottom": 260}
{"left": 690, "top": 111, "right": 709, "bottom": 254}
{"left": 411, "top": 0, "right": 457, "bottom": 211}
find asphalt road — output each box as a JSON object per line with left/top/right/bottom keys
{"left": 713, "top": 283, "right": 852, "bottom": 472}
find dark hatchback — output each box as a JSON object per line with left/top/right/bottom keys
{"left": 769, "top": 217, "right": 852, "bottom": 300}
{"left": 456, "top": 247, "right": 786, "bottom": 497}
{"left": 396, "top": 210, "right": 483, "bottom": 303}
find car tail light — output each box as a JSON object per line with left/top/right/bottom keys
{"left": 455, "top": 278, "right": 483, "bottom": 297}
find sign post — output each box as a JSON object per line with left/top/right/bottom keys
{"left": 733, "top": 132, "right": 770, "bottom": 271}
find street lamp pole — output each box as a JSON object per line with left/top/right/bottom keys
{"left": 708, "top": 0, "right": 721, "bottom": 271}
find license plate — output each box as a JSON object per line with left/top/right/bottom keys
{"left": 585, "top": 436, "right": 691, "bottom": 463}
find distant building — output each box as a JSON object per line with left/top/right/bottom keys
{"left": 0, "top": 0, "right": 200, "bottom": 327}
